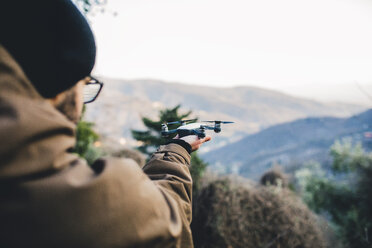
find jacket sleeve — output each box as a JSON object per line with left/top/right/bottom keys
{"left": 143, "top": 143, "right": 193, "bottom": 248}
{"left": 13, "top": 144, "right": 193, "bottom": 248}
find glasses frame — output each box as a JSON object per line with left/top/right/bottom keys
{"left": 84, "top": 76, "right": 104, "bottom": 104}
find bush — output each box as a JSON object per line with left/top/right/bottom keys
{"left": 73, "top": 115, "right": 102, "bottom": 165}
{"left": 297, "top": 140, "right": 372, "bottom": 248}
{"left": 192, "top": 178, "right": 326, "bottom": 248}
{"left": 260, "top": 168, "right": 288, "bottom": 188}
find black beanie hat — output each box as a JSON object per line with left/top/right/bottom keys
{"left": 0, "top": 0, "right": 96, "bottom": 98}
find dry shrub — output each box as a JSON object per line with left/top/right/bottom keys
{"left": 192, "top": 178, "right": 326, "bottom": 248}
{"left": 260, "top": 169, "right": 288, "bottom": 188}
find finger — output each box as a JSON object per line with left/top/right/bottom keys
{"left": 199, "top": 136, "right": 212, "bottom": 144}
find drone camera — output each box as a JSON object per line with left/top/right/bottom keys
{"left": 161, "top": 124, "right": 169, "bottom": 137}
{"left": 161, "top": 124, "right": 168, "bottom": 132}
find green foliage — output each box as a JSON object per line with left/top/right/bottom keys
{"left": 72, "top": 0, "right": 106, "bottom": 15}
{"left": 331, "top": 139, "right": 369, "bottom": 173}
{"left": 73, "top": 107, "right": 102, "bottom": 165}
{"left": 131, "top": 104, "right": 207, "bottom": 193}
{"left": 190, "top": 152, "right": 208, "bottom": 193}
{"left": 297, "top": 139, "right": 372, "bottom": 248}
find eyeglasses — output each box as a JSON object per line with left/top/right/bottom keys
{"left": 83, "top": 77, "right": 104, "bottom": 104}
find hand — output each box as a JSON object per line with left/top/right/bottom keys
{"left": 175, "top": 135, "right": 212, "bottom": 152}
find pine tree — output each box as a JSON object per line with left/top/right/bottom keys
{"left": 131, "top": 105, "right": 191, "bottom": 155}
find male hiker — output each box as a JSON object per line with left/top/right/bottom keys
{"left": 0, "top": 0, "right": 210, "bottom": 247}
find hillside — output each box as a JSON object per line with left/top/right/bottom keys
{"left": 84, "top": 78, "right": 365, "bottom": 148}
{"left": 203, "top": 109, "right": 372, "bottom": 178}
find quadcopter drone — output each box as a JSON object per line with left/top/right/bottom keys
{"left": 161, "top": 119, "right": 234, "bottom": 138}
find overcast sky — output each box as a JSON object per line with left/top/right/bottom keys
{"left": 89, "top": 0, "right": 372, "bottom": 105}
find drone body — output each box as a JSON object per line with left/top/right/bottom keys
{"left": 161, "top": 119, "right": 234, "bottom": 139}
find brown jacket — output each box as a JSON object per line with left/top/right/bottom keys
{"left": 0, "top": 45, "right": 193, "bottom": 248}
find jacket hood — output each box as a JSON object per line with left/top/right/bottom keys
{"left": 0, "top": 44, "right": 77, "bottom": 181}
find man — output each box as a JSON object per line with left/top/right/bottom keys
{"left": 0, "top": 0, "right": 210, "bottom": 247}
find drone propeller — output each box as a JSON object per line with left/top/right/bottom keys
{"left": 202, "top": 120, "right": 234, "bottom": 124}
{"left": 166, "top": 119, "right": 197, "bottom": 125}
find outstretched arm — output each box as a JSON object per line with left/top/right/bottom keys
{"left": 143, "top": 135, "right": 211, "bottom": 247}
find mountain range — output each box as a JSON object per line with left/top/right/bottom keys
{"left": 85, "top": 78, "right": 366, "bottom": 151}
{"left": 202, "top": 109, "right": 372, "bottom": 179}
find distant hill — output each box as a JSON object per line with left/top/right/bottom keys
{"left": 203, "top": 109, "right": 372, "bottom": 179}
{"left": 85, "top": 78, "right": 365, "bottom": 148}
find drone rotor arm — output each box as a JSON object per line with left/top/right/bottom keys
{"left": 201, "top": 125, "right": 215, "bottom": 130}
{"left": 170, "top": 129, "right": 178, "bottom": 134}
{"left": 161, "top": 129, "right": 178, "bottom": 137}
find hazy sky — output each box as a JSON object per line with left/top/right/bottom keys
{"left": 89, "top": 0, "right": 372, "bottom": 105}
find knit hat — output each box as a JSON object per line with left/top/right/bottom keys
{"left": 0, "top": 0, "right": 96, "bottom": 98}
